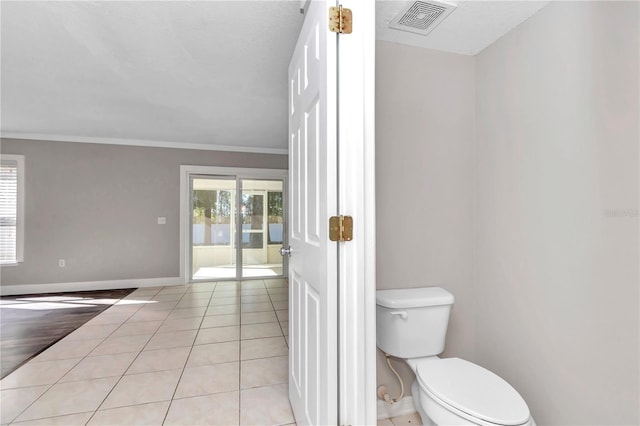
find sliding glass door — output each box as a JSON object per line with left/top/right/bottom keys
{"left": 190, "top": 175, "right": 285, "bottom": 281}
{"left": 191, "top": 177, "right": 236, "bottom": 280}
{"left": 241, "top": 179, "right": 284, "bottom": 278}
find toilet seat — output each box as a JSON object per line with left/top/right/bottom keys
{"left": 415, "top": 358, "right": 530, "bottom": 426}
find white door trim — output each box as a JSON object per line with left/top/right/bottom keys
{"left": 337, "top": 1, "right": 377, "bottom": 424}
{"left": 179, "top": 165, "right": 287, "bottom": 284}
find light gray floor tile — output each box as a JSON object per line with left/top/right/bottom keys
{"left": 100, "top": 369, "right": 182, "bottom": 410}
{"left": 144, "top": 330, "right": 197, "bottom": 350}
{"left": 239, "top": 294, "right": 271, "bottom": 304}
{"left": 136, "top": 301, "right": 179, "bottom": 311}
{"left": 240, "top": 311, "right": 277, "bottom": 325}
{"left": 33, "top": 338, "right": 104, "bottom": 362}
{"left": 149, "top": 293, "right": 184, "bottom": 302}
{"left": 187, "top": 283, "right": 217, "bottom": 293}
{"left": 85, "top": 313, "right": 131, "bottom": 326}
{"left": 195, "top": 326, "right": 240, "bottom": 345}
{"left": 280, "top": 321, "right": 289, "bottom": 336}
{"left": 211, "top": 290, "right": 240, "bottom": 299}
{"left": 15, "top": 377, "right": 119, "bottom": 422}
{"left": 240, "top": 322, "right": 282, "bottom": 340}
{"left": 12, "top": 412, "right": 93, "bottom": 426}
{"left": 156, "top": 317, "right": 203, "bottom": 333}
{"left": 208, "top": 296, "right": 240, "bottom": 306}
{"left": 167, "top": 307, "right": 207, "bottom": 319}
{"left": 89, "top": 335, "right": 151, "bottom": 356}
{"left": 205, "top": 304, "right": 240, "bottom": 316}
{"left": 215, "top": 282, "right": 240, "bottom": 290}
{"left": 3, "top": 280, "right": 291, "bottom": 426}
{"left": 239, "top": 281, "right": 265, "bottom": 289}
{"left": 240, "top": 289, "right": 268, "bottom": 296}
{"left": 201, "top": 314, "right": 240, "bottom": 328}
{"left": 64, "top": 324, "right": 120, "bottom": 341}
{"left": 60, "top": 352, "right": 138, "bottom": 382}
{"left": 174, "top": 298, "right": 210, "bottom": 308}
{"left": 240, "top": 356, "right": 288, "bottom": 389}
{"left": 241, "top": 302, "right": 274, "bottom": 313}
{"left": 1, "top": 358, "right": 81, "bottom": 389}
{"left": 180, "top": 292, "right": 212, "bottom": 301}
{"left": 267, "top": 288, "right": 288, "bottom": 296}
{"left": 268, "top": 293, "right": 289, "bottom": 302}
{"left": 174, "top": 362, "right": 239, "bottom": 399}
{"left": 126, "top": 347, "right": 191, "bottom": 374}
{"left": 390, "top": 412, "right": 423, "bottom": 425}
{"left": 109, "top": 320, "right": 162, "bottom": 338}
{"left": 127, "top": 309, "right": 172, "bottom": 323}
{"left": 0, "top": 385, "right": 49, "bottom": 424}
{"left": 276, "top": 309, "right": 289, "bottom": 322}
{"left": 87, "top": 401, "right": 170, "bottom": 426}
{"left": 264, "top": 279, "right": 287, "bottom": 288}
{"left": 187, "top": 341, "right": 239, "bottom": 367}
{"left": 240, "top": 337, "right": 288, "bottom": 360}
{"left": 272, "top": 300, "right": 289, "bottom": 310}
{"left": 240, "top": 383, "right": 293, "bottom": 426}
{"left": 164, "top": 391, "right": 239, "bottom": 426}
{"left": 157, "top": 286, "right": 189, "bottom": 295}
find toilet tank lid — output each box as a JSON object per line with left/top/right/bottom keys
{"left": 376, "top": 287, "right": 454, "bottom": 309}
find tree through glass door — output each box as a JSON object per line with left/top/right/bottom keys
{"left": 191, "top": 176, "right": 284, "bottom": 280}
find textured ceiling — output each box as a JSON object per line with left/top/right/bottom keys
{"left": 0, "top": 1, "right": 304, "bottom": 153}
{"left": 377, "top": 0, "right": 551, "bottom": 55}
{"left": 1, "top": 1, "right": 550, "bottom": 153}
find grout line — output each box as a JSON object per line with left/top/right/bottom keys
{"left": 161, "top": 282, "right": 218, "bottom": 425}
{"left": 4, "top": 281, "right": 292, "bottom": 425}
{"left": 89, "top": 285, "right": 195, "bottom": 422}
{"left": 5, "top": 290, "right": 140, "bottom": 424}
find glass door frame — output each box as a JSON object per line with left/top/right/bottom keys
{"left": 180, "top": 165, "right": 288, "bottom": 283}
{"left": 189, "top": 174, "right": 238, "bottom": 281}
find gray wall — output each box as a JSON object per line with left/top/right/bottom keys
{"left": 376, "top": 2, "right": 639, "bottom": 422}
{"left": 474, "top": 1, "right": 639, "bottom": 424}
{"left": 0, "top": 138, "right": 287, "bottom": 286}
{"left": 375, "top": 41, "right": 476, "bottom": 397}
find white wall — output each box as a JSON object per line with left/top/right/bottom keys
{"left": 376, "top": 41, "right": 475, "bottom": 397}
{"left": 474, "top": 2, "right": 639, "bottom": 424}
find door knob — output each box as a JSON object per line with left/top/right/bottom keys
{"left": 279, "top": 246, "right": 292, "bottom": 257}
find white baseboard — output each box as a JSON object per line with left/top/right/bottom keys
{"left": 377, "top": 395, "right": 417, "bottom": 420}
{"left": 0, "top": 277, "right": 184, "bottom": 296}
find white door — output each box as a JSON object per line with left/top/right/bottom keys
{"left": 287, "top": 1, "right": 338, "bottom": 424}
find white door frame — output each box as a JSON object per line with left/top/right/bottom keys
{"left": 336, "top": 1, "right": 377, "bottom": 424}
{"left": 179, "top": 165, "right": 287, "bottom": 284}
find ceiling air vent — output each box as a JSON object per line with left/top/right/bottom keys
{"left": 389, "top": 1, "right": 457, "bottom": 36}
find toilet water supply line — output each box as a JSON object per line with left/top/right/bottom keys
{"left": 380, "top": 350, "right": 405, "bottom": 404}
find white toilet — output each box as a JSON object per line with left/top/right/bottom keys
{"left": 376, "top": 287, "right": 535, "bottom": 426}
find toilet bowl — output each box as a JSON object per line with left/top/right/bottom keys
{"left": 376, "top": 287, "right": 535, "bottom": 426}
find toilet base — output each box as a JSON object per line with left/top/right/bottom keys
{"left": 411, "top": 380, "right": 435, "bottom": 426}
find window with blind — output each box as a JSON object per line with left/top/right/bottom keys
{"left": 0, "top": 155, "right": 24, "bottom": 264}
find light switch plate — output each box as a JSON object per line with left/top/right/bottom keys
{"left": 157, "top": 217, "right": 166, "bottom": 225}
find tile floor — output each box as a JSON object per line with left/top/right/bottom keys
{"left": 0, "top": 279, "right": 294, "bottom": 426}
{"left": 378, "top": 413, "right": 422, "bottom": 425}
{"left": 0, "top": 289, "right": 135, "bottom": 378}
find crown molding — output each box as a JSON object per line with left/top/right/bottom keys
{"left": 0, "top": 132, "right": 288, "bottom": 155}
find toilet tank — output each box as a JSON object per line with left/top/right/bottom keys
{"left": 376, "top": 287, "right": 454, "bottom": 359}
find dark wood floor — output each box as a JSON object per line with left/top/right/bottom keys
{"left": 0, "top": 288, "right": 135, "bottom": 378}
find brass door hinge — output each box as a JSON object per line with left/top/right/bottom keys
{"left": 329, "top": 5, "right": 352, "bottom": 34}
{"left": 329, "top": 215, "right": 353, "bottom": 242}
